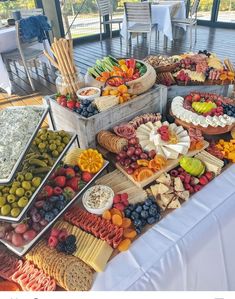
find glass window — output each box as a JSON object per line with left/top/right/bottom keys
{"left": 0, "top": 0, "right": 36, "bottom": 24}
{"left": 217, "top": 0, "right": 235, "bottom": 23}
{"left": 196, "top": 0, "right": 213, "bottom": 21}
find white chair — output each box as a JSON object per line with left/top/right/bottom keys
{"left": 20, "top": 9, "right": 44, "bottom": 18}
{"left": 2, "top": 20, "right": 49, "bottom": 91}
{"left": 124, "top": 2, "right": 153, "bottom": 54}
{"left": 96, "top": 0, "right": 123, "bottom": 41}
{"left": 172, "top": 0, "right": 200, "bottom": 48}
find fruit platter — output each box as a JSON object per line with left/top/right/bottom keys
{"left": 144, "top": 50, "right": 235, "bottom": 86}
{"left": 171, "top": 92, "right": 235, "bottom": 135}
{"left": 0, "top": 147, "right": 108, "bottom": 256}
{"left": 0, "top": 128, "right": 77, "bottom": 223}
{"left": 0, "top": 106, "right": 49, "bottom": 184}
{"left": 97, "top": 113, "right": 209, "bottom": 188}
{"left": 85, "top": 56, "right": 156, "bottom": 95}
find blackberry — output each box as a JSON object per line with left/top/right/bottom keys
{"left": 57, "top": 241, "right": 66, "bottom": 252}
{"left": 73, "top": 165, "right": 80, "bottom": 172}
{"left": 65, "top": 235, "right": 76, "bottom": 245}
{"left": 65, "top": 243, "right": 77, "bottom": 254}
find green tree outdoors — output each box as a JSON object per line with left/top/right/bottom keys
{"left": 0, "top": 0, "right": 35, "bottom": 19}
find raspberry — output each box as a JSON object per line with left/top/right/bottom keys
{"left": 48, "top": 236, "right": 58, "bottom": 248}
{"left": 58, "top": 229, "right": 68, "bottom": 241}
{"left": 113, "top": 194, "right": 121, "bottom": 204}
{"left": 120, "top": 193, "right": 128, "bottom": 201}
{"left": 50, "top": 228, "right": 60, "bottom": 238}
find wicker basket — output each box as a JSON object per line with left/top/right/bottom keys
{"left": 85, "top": 60, "right": 156, "bottom": 96}
{"left": 154, "top": 63, "right": 178, "bottom": 73}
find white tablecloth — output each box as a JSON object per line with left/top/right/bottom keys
{"left": 92, "top": 164, "right": 235, "bottom": 290}
{"left": 0, "top": 26, "right": 50, "bottom": 95}
{"left": 120, "top": 1, "right": 186, "bottom": 41}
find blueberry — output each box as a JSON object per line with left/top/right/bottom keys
{"left": 76, "top": 108, "right": 81, "bottom": 113}
{"left": 154, "top": 213, "right": 161, "bottom": 222}
{"left": 133, "top": 219, "right": 142, "bottom": 227}
{"left": 147, "top": 217, "right": 156, "bottom": 225}
{"left": 83, "top": 99, "right": 90, "bottom": 106}
{"left": 44, "top": 212, "right": 54, "bottom": 222}
{"left": 136, "top": 227, "right": 142, "bottom": 234}
{"left": 43, "top": 201, "right": 53, "bottom": 212}
{"left": 88, "top": 113, "right": 93, "bottom": 117}
{"left": 64, "top": 164, "right": 69, "bottom": 169}
{"left": 52, "top": 208, "right": 59, "bottom": 216}
{"left": 149, "top": 206, "right": 157, "bottom": 216}
{"left": 55, "top": 200, "right": 66, "bottom": 211}
{"left": 39, "top": 209, "right": 46, "bottom": 218}
{"left": 82, "top": 111, "right": 88, "bottom": 117}
{"left": 145, "top": 198, "right": 154, "bottom": 206}
{"left": 49, "top": 196, "right": 59, "bottom": 203}
{"left": 227, "top": 111, "right": 232, "bottom": 116}
{"left": 128, "top": 204, "right": 135, "bottom": 211}
{"left": 87, "top": 105, "right": 94, "bottom": 113}
{"left": 73, "top": 165, "right": 80, "bottom": 172}
{"left": 140, "top": 219, "right": 147, "bottom": 227}
{"left": 131, "top": 211, "right": 139, "bottom": 220}
{"left": 94, "top": 110, "right": 99, "bottom": 114}
{"left": 135, "top": 206, "right": 142, "bottom": 213}
{"left": 124, "top": 209, "right": 131, "bottom": 218}
{"left": 143, "top": 204, "right": 149, "bottom": 210}
{"left": 140, "top": 210, "right": 149, "bottom": 219}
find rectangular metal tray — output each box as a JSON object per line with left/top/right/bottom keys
{"left": 0, "top": 160, "right": 109, "bottom": 256}
{"left": 0, "top": 105, "right": 49, "bottom": 185}
{"left": 0, "top": 132, "right": 77, "bottom": 223}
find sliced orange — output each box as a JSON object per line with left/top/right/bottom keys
{"left": 137, "top": 159, "right": 149, "bottom": 167}
{"left": 117, "top": 84, "right": 128, "bottom": 93}
{"left": 148, "top": 159, "right": 160, "bottom": 171}
{"left": 78, "top": 149, "right": 104, "bottom": 173}
{"left": 154, "top": 155, "right": 167, "bottom": 166}
{"left": 137, "top": 167, "right": 154, "bottom": 182}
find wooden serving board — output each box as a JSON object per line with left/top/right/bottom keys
{"left": 116, "top": 141, "right": 209, "bottom": 189}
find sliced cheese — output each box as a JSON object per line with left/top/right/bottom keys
{"left": 89, "top": 241, "right": 113, "bottom": 272}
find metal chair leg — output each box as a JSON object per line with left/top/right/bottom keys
{"left": 22, "top": 60, "right": 35, "bottom": 91}
{"left": 189, "top": 25, "right": 193, "bottom": 48}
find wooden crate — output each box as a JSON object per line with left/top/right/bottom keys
{"left": 43, "top": 85, "right": 168, "bottom": 149}
{"left": 167, "top": 84, "right": 229, "bottom": 100}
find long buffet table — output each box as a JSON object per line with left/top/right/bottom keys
{"left": 92, "top": 164, "right": 235, "bottom": 291}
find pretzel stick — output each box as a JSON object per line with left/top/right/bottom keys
{"left": 52, "top": 42, "right": 74, "bottom": 94}
{"left": 43, "top": 50, "right": 59, "bottom": 69}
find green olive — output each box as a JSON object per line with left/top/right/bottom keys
{"left": 2, "top": 187, "right": 10, "bottom": 194}
{"left": 59, "top": 130, "right": 66, "bottom": 137}
{"left": 24, "top": 172, "right": 33, "bottom": 181}
{"left": 16, "top": 174, "right": 24, "bottom": 182}
{"left": 22, "top": 181, "right": 31, "bottom": 191}
{"left": 52, "top": 150, "right": 59, "bottom": 157}
{"left": 11, "top": 202, "right": 19, "bottom": 208}
{"left": 32, "top": 177, "right": 41, "bottom": 188}
{"left": 7, "top": 194, "right": 16, "bottom": 203}
{"left": 12, "top": 181, "right": 21, "bottom": 188}
{"left": 40, "top": 135, "right": 47, "bottom": 141}
{"left": 0, "top": 196, "right": 6, "bottom": 208}
{"left": 9, "top": 187, "right": 17, "bottom": 195}
{"left": 49, "top": 144, "right": 57, "bottom": 151}
{"left": 25, "top": 190, "right": 33, "bottom": 198}
{"left": 57, "top": 146, "right": 64, "bottom": 153}
{"left": 18, "top": 197, "right": 29, "bottom": 208}
{"left": 55, "top": 139, "right": 61, "bottom": 146}
{"left": 11, "top": 207, "right": 21, "bottom": 217}
{"left": 16, "top": 188, "right": 25, "bottom": 197}
{"left": 1, "top": 204, "right": 11, "bottom": 216}
{"left": 38, "top": 143, "right": 46, "bottom": 149}
{"left": 63, "top": 137, "right": 70, "bottom": 144}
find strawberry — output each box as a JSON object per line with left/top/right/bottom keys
{"left": 54, "top": 176, "right": 66, "bottom": 187}
{"left": 63, "top": 186, "right": 76, "bottom": 200}
{"left": 50, "top": 228, "right": 60, "bottom": 238}
{"left": 114, "top": 203, "right": 125, "bottom": 211}
{"left": 199, "top": 176, "right": 209, "bottom": 185}
{"left": 113, "top": 194, "right": 121, "bottom": 204}
{"left": 54, "top": 167, "right": 66, "bottom": 177}
{"left": 82, "top": 172, "right": 93, "bottom": 182}
{"left": 65, "top": 167, "right": 76, "bottom": 179}
{"left": 48, "top": 235, "right": 58, "bottom": 248}
{"left": 66, "top": 177, "right": 80, "bottom": 191}
{"left": 53, "top": 186, "right": 63, "bottom": 195}
{"left": 192, "top": 94, "right": 201, "bottom": 102}
{"left": 41, "top": 185, "right": 53, "bottom": 198}
{"left": 61, "top": 99, "right": 67, "bottom": 107}
{"left": 185, "top": 95, "right": 192, "bottom": 102}
{"left": 66, "top": 100, "right": 76, "bottom": 110}
{"left": 184, "top": 174, "right": 191, "bottom": 184}
{"left": 56, "top": 94, "right": 67, "bottom": 105}
{"left": 178, "top": 174, "right": 185, "bottom": 182}
{"left": 205, "top": 171, "right": 214, "bottom": 181}
{"left": 184, "top": 183, "right": 191, "bottom": 191}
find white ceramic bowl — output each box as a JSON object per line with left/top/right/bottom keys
{"left": 76, "top": 87, "right": 101, "bottom": 101}
{"left": 82, "top": 185, "right": 114, "bottom": 215}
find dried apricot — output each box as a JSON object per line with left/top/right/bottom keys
{"left": 137, "top": 168, "right": 154, "bottom": 182}
{"left": 117, "top": 238, "right": 131, "bottom": 252}
{"left": 123, "top": 228, "right": 137, "bottom": 239}
{"left": 112, "top": 214, "right": 123, "bottom": 227}
{"left": 102, "top": 210, "right": 111, "bottom": 220}
{"left": 110, "top": 208, "right": 123, "bottom": 218}
{"left": 121, "top": 218, "right": 131, "bottom": 229}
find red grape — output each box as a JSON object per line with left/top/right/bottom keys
{"left": 15, "top": 223, "right": 28, "bottom": 234}
{"left": 148, "top": 150, "right": 156, "bottom": 159}
{"left": 128, "top": 138, "right": 137, "bottom": 145}
{"left": 124, "top": 158, "right": 132, "bottom": 167}
{"left": 131, "top": 155, "right": 138, "bottom": 161}
{"left": 119, "top": 151, "right": 127, "bottom": 159}
{"left": 140, "top": 153, "right": 148, "bottom": 159}
{"left": 135, "top": 148, "right": 142, "bottom": 156}
{"left": 120, "top": 159, "right": 125, "bottom": 166}
{"left": 127, "top": 147, "right": 135, "bottom": 156}
{"left": 116, "top": 155, "right": 121, "bottom": 162}
{"left": 127, "top": 167, "right": 134, "bottom": 174}
{"left": 123, "top": 146, "right": 128, "bottom": 151}
{"left": 130, "top": 162, "right": 139, "bottom": 169}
